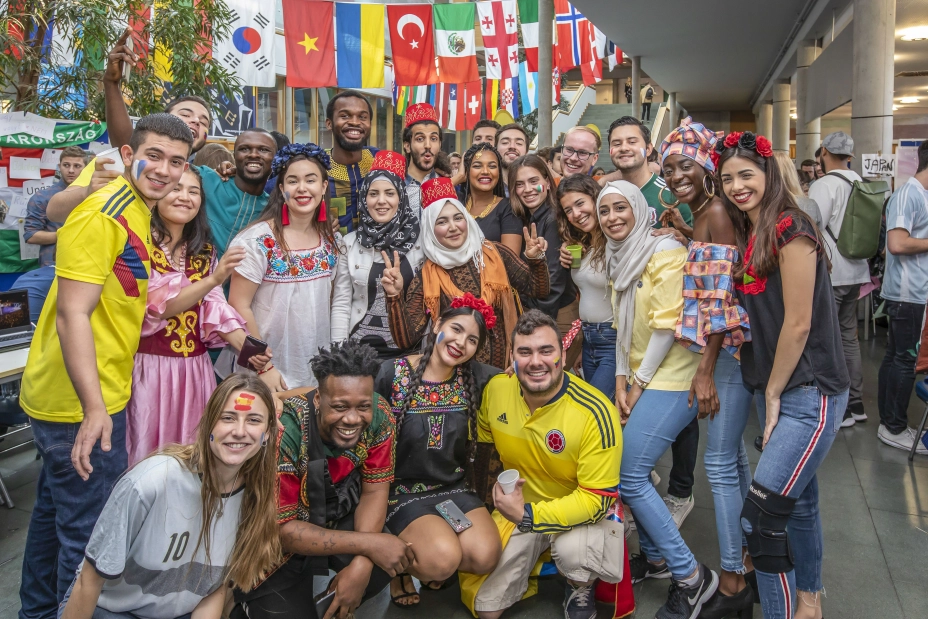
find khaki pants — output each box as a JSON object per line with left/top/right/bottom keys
{"left": 474, "top": 518, "right": 624, "bottom": 613}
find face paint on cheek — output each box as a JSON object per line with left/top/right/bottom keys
{"left": 233, "top": 392, "right": 255, "bottom": 411}
{"left": 131, "top": 159, "right": 148, "bottom": 181}
{"left": 553, "top": 357, "right": 561, "bottom": 368}
{"left": 436, "top": 332, "right": 444, "bottom": 345}
{"left": 513, "top": 361, "right": 518, "bottom": 375}
{"left": 283, "top": 191, "right": 291, "bottom": 202}
{"left": 640, "top": 148, "right": 647, "bottom": 160}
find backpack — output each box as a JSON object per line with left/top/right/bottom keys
{"left": 645, "top": 87, "right": 654, "bottom": 100}
{"left": 824, "top": 172, "right": 890, "bottom": 260}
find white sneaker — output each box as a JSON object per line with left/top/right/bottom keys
{"left": 877, "top": 424, "right": 928, "bottom": 455}
{"left": 852, "top": 411, "right": 868, "bottom": 422}
{"left": 840, "top": 415, "right": 856, "bottom": 428}
{"left": 662, "top": 494, "right": 694, "bottom": 529}
{"left": 650, "top": 470, "right": 661, "bottom": 486}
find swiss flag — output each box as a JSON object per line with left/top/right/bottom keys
{"left": 387, "top": 4, "right": 438, "bottom": 86}
{"left": 463, "top": 81, "right": 482, "bottom": 130}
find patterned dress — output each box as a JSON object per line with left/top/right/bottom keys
{"left": 375, "top": 357, "right": 499, "bottom": 534}
{"left": 126, "top": 243, "right": 247, "bottom": 465}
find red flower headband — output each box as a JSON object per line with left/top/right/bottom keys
{"left": 712, "top": 131, "right": 773, "bottom": 169}
{"left": 450, "top": 293, "right": 497, "bottom": 330}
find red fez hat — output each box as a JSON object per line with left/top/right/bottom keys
{"left": 370, "top": 150, "right": 407, "bottom": 178}
{"left": 420, "top": 177, "right": 458, "bottom": 209}
{"left": 404, "top": 103, "right": 439, "bottom": 128}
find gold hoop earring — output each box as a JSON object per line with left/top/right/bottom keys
{"left": 658, "top": 186, "right": 680, "bottom": 208}
{"left": 703, "top": 174, "right": 716, "bottom": 198}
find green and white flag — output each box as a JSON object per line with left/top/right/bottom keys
{"left": 433, "top": 3, "right": 478, "bottom": 83}
{"left": 517, "top": 0, "right": 539, "bottom": 72}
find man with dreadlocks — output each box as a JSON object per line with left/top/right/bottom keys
{"left": 231, "top": 340, "right": 411, "bottom": 619}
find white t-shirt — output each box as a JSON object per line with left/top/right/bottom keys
{"left": 84, "top": 456, "right": 243, "bottom": 619}
{"left": 807, "top": 170, "right": 871, "bottom": 287}
{"left": 221, "top": 221, "right": 340, "bottom": 388}
{"left": 572, "top": 251, "right": 613, "bottom": 323}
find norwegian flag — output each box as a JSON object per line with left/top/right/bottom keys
{"left": 554, "top": 0, "right": 589, "bottom": 71}
{"left": 580, "top": 25, "right": 606, "bottom": 86}
{"left": 437, "top": 82, "right": 466, "bottom": 131}
{"left": 477, "top": 1, "right": 519, "bottom": 81}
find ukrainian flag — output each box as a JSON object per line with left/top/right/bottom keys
{"left": 336, "top": 3, "right": 385, "bottom": 88}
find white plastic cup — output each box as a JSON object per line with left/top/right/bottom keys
{"left": 96, "top": 147, "right": 125, "bottom": 173}
{"left": 497, "top": 469, "right": 520, "bottom": 495}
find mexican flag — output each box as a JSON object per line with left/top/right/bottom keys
{"left": 517, "top": 0, "right": 539, "bottom": 72}
{"left": 433, "top": 3, "right": 478, "bottom": 83}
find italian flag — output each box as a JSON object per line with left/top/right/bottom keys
{"left": 518, "top": 0, "right": 539, "bottom": 72}
{"left": 433, "top": 3, "right": 479, "bottom": 83}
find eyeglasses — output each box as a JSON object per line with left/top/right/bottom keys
{"left": 563, "top": 146, "right": 595, "bottom": 161}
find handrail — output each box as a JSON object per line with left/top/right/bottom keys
{"left": 530, "top": 85, "right": 594, "bottom": 150}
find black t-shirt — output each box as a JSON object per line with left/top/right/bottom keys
{"left": 735, "top": 212, "right": 850, "bottom": 396}
{"left": 475, "top": 198, "right": 523, "bottom": 244}
{"left": 521, "top": 202, "right": 576, "bottom": 319}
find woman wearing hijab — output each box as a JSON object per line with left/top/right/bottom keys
{"left": 383, "top": 177, "right": 549, "bottom": 370}
{"left": 599, "top": 181, "right": 719, "bottom": 618}
{"left": 331, "top": 151, "right": 425, "bottom": 360}
{"left": 658, "top": 119, "right": 755, "bottom": 616}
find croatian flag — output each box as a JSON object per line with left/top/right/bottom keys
{"left": 215, "top": 0, "right": 276, "bottom": 87}
{"left": 500, "top": 77, "right": 520, "bottom": 119}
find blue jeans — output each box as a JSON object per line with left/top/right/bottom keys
{"left": 12, "top": 265, "right": 56, "bottom": 323}
{"left": 20, "top": 412, "right": 128, "bottom": 619}
{"left": 621, "top": 388, "right": 699, "bottom": 579}
{"left": 704, "top": 351, "right": 753, "bottom": 573}
{"left": 749, "top": 386, "right": 845, "bottom": 619}
{"left": 581, "top": 322, "right": 616, "bottom": 401}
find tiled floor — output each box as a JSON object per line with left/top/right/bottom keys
{"left": 1, "top": 331, "right": 926, "bottom": 618}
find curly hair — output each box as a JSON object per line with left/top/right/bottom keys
{"left": 458, "top": 143, "right": 505, "bottom": 206}
{"left": 311, "top": 340, "right": 381, "bottom": 393}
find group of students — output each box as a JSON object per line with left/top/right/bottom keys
{"left": 14, "top": 32, "right": 879, "bottom": 619}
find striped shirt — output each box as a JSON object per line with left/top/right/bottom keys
{"left": 883, "top": 176, "right": 928, "bottom": 303}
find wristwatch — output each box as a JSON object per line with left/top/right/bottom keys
{"left": 517, "top": 506, "right": 534, "bottom": 533}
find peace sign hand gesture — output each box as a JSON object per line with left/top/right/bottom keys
{"left": 523, "top": 224, "right": 548, "bottom": 260}
{"left": 380, "top": 250, "right": 404, "bottom": 298}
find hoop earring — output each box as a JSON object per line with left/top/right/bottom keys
{"left": 261, "top": 432, "right": 268, "bottom": 447}
{"left": 658, "top": 186, "right": 680, "bottom": 208}
{"left": 703, "top": 174, "right": 716, "bottom": 198}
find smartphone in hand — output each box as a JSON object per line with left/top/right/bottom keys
{"left": 237, "top": 335, "right": 268, "bottom": 370}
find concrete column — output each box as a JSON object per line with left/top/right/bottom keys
{"left": 756, "top": 102, "right": 773, "bottom": 139}
{"left": 631, "top": 56, "right": 641, "bottom": 117}
{"left": 537, "top": 0, "right": 554, "bottom": 148}
{"left": 850, "top": 0, "right": 895, "bottom": 176}
{"left": 795, "top": 39, "right": 821, "bottom": 163}
{"left": 771, "top": 80, "right": 791, "bottom": 152}
{"left": 667, "top": 92, "right": 677, "bottom": 126}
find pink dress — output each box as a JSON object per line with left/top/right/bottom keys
{"left": 126, "top": 244, "right": 247, "bottom": 465}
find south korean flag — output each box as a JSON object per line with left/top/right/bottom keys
{"left": 215, "top": 0, "right": 276, "bottom": 88}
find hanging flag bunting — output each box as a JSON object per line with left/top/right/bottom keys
{"left": 606, "top": 40, "right": 623, "bottom": 71}
{"left": 463, "top": 80, "right": 483, "bottom": 129}
{"left": 393, "top": 84, "right": 409, "bottom": 115}
{"left": 580, "top": 25, "right": 606, "bottom": 86}
{"left": 433, "top": 2, "right": 478, "bottom": 83}
{"left": 335, "top": 2, "right": 385, "bottom": 88}
{"left": 500, "top": 76, "right": 520, "bottom": 119}
{"left": 216, "top": 0, "right": 276, "bottom": 87}
{"left": 554, "top": 0, "right": 588, "bottom": 72}
{"left": 517, "top": 0, "right": 539, "bottom": 72}
{"left": 477, "top": 0, "right": 518, "bottom": 81}
{"left": 282, "top": 0, "right": 336, "bottom": 87}
{"left": 387, "top": 3, "right": 438, "bottom": 86}
{"left": 518, "top": 62, "right": 537, "bottom": 114}
{"left": 437, "top": 82, "right": 466, "bottom": 131}
{"left": 485, "top": 78, "right": 499, "bottom": 120}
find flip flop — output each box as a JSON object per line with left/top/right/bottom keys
{"left": 389, "top": 574, "right": 420, "bottom": 608}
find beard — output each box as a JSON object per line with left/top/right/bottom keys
{"left": 334, "top": 131, "right": 366, "bottom": 152}
{"left": 411, "top": 149, "right": 435, "bottom": 172}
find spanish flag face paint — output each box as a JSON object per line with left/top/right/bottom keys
{"left": 234, "top": 392, "right": 256, "bottom": 412}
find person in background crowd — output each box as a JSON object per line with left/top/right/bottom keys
{"left": 800, "top": 159, "right": 817, "bottom": 180}
{"left": 473, "top": 119, "right": 501, "bottom": 147}
{"left": 263, "top": 130, "right": 292, "bottom": 194}
{"left": 555, "top": 174, "right": 615, "bottom": 400}
{"left": 808, "top": 131, "right": 868, "bottom": 429}
{"left": 457, "top": 144, "right": 522, "bottom": 255}
{"left": 496, "top": 124, "right": 529, "bottom": 193}
{"left": 126, "top": 167, "right": 270, "bottom": 466}
{"left": 814, "top": 147, "right": 825, "bottom": 179}
{"left": 459, "top": 310, "right": 623, "bottom": 619}
{"left": 60, "top": 375, "right": 282, "bottom": 619}
{"left": 231, "top": 341, "right": 409, "bottom": 619}
{"left": 402, "top": 103, "right": 442, "bottom": 213}
{"left": 435, "top": 151, "right": 454, "bottom": 179}
{"left": 625, "top": 77, "right": 633, "bottom": 104}
{"left": 797, "top": 169, "right": 814, "bottom": 196}
{"left": 536, "top": 147, "right": 552, "bottom": 163}
{"left": 560, "top": 126, "right": 601, "bottom": 177}
{"left": 774, "top": 152, "right": 823, "bottom": 228}
{"left": 224, "top": 143, "right": 341, "bottom": 391}
{"left": 719, "top": 130, "right": 846, "bottom": 619}
{"left": 331, "top": 151, "right": 424, "bottom": 360}
{"left": 548, "top": 145, "right": 564, "bottom": 176}
{"left": 325, "top": 90, "right": 380, "bottom": 232}
{"left": 640, "top": 82, "right": 655, "bottom": 121}
{"left": 449, "top": 151, "right": 463, "bottom": 176}
{"left": 591, "top": 167, "right": 606, "bottom": 177}
{"left": 376, "top": 299, "right": 501, "bottom": 607}
{"left": 18, "top": 114, "right": 194, "bottom": 619}
{"left": 193, "top": 143, "right": 235, "bottom": 171}
{"left": 384, "top": 177, "right": 549, "bottom": 370}
{"left": 647, "top": 147, "right": 663, "bottom": 176}
{"left": 658, "top": 119, "right": 755, "bottom": 617}
{"left": 16, "top": 147, "right": 88, "bottom": 321}
{"left": 877, "top": 140, "right": 928, "bottom": 454}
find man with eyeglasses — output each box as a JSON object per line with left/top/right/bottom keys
{"left": 496, "top": 124, "right": 530, "bottom": 192}
{"left": 560, "top": 127, "right": 601, "bottom": 177}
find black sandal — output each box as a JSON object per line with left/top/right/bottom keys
{"left": 390, "top": 574, "right": 420, "bottom": 608}
{"left": 419, "top": 578, "right": 453, "bottom": 591}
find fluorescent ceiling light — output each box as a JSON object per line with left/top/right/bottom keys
{"left": 893, "top": 105, "right": 900, "bottom": 111}
{"left": 790, "top": 112, "right": 798, "bottom": 119}
{"left": 900, "top": 26, "right": 928, "bottom": 41}
{"left": 899, "top": 97, "right": 921, "bottom": 103}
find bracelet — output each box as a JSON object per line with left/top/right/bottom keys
{"left": 257, "top": 364, "right": 274, "bottom": 375}
{"left": 633, "top": 372, "right": 649, "bottom": 390}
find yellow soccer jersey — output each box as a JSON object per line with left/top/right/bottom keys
{"left": 478, "top": 373, "right": 622, "bottom": 532}
{"left": 70, "top": 157, "right": 95, "bottom": 188}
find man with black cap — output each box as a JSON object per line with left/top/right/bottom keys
{"left": 808, "top": 131, "right": 869, "bottom": 429}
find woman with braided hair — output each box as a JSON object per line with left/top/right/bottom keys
{"left": 375, "top": 296, "right": 502, "bottom": 608}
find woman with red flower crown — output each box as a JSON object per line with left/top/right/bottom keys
{"left": 717, "top": 132, "right": 847, "bottom": 619}
{"left": 221, "top": 144, "right": 343, "bottom": 390}
{"left": 374, "top": 298, "right": 503, "bottom": 607}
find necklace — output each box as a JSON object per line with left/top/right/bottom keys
{"left": 690, "top": 194, "right": 713, "bottom": 218}
{"left": 467, "top": 195, "right": 501, "bottom": 219}
{"left": 165, "top": 243, "right": 186, "bottom": 271}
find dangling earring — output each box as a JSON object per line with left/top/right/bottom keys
{"left": 317, "top": 200, "right": 327, "bottom": 222}
{"left": 703, "top": 174, "right": 716, "bottom": 198}
{"left": 261, "top": 432, "right": 268, "bottom": 447}
{"left": 281, "top": 204, "right": 291, "bottom": 226}
{"left": 658, "top": 185, "right": 680, "bottom": 208}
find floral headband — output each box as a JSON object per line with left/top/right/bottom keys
{"left": 710, "top": 131, "right": 773, "bottom": 169}
{"left": 450, "top": 293, "right": 497, "bottom": 330}
{"left": 271, "top": 143, "right": 331, "bottom": 178}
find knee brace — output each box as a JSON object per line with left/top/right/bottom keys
{"left": 740, "top": 481, "right": 797, "bottom": 574}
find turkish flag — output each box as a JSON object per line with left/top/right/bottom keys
{"left": 282, "top": 0, "right": 336, "bottom": 88}
{"left": 463, "top": 80, "right": 482, "bottom": 130}
{"left": 387, "top": 4, "right": 438, "bottom": 86}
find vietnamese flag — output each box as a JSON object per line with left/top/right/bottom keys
{"left": 282, "top": 0, "right": 336, "bottom": 88}
{"left": 387, "top": 3, "right": 438, "bottom": 86}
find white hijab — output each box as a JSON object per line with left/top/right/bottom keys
{"left": 419, "top": 197, "right": 488, "bottom": 270}
{"left": 598, "top": 180, "right": 668, "bottom": 373}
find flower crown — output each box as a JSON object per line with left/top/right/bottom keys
{"left": 450, "top": 293, "right": 497, "bottom": 330}
{"left": 271, "top": 143, "right": 331, "bottom": 178}
{"left": 710, "top": 131, "right": 773, "bottom": 168}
